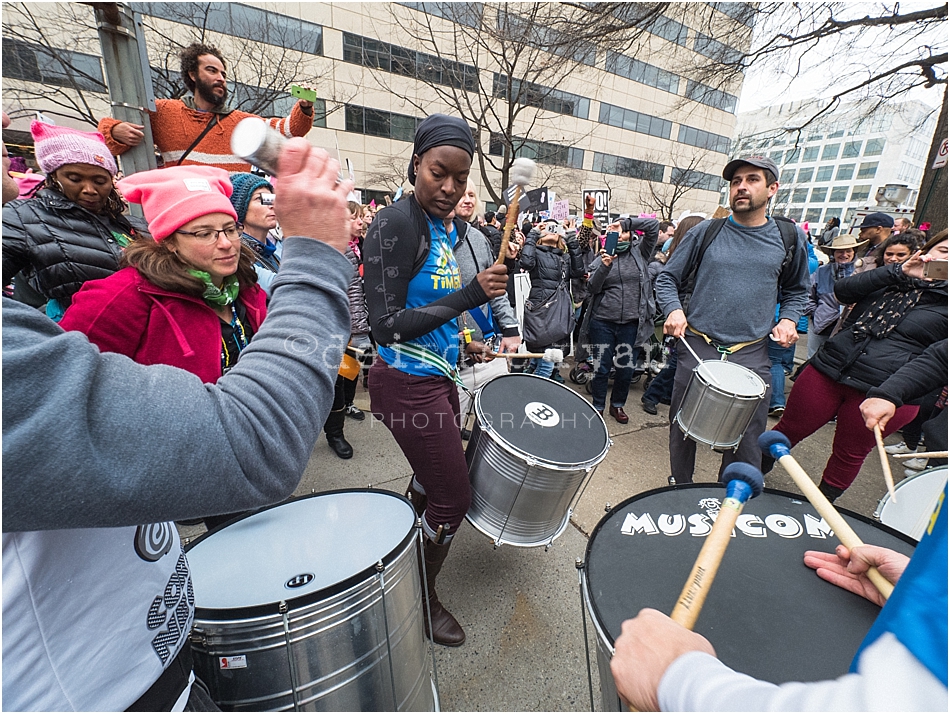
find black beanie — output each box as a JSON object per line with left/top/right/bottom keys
{"left": 407, "top": 113, "right": 475, "bottom": 185}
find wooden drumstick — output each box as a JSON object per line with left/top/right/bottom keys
{"left": 669, "top": 462, "right": 765, "bottom": 628}
{"left": 488, "top": 348, "right": 563, "bottom": 362}
{"left": 892, "top": 451, "right": 948, "bottom": 460}
{"left": 495, "top": 158, "right": 536, "bottom": 266}
{"left": 626, "top": 463, "right": 764, "bottom": 712}
{"left": 873, "top": 425, "right": 898, "bottom": 504}
{"left": 758, "top": 431, "right": 894, "bottom": 600}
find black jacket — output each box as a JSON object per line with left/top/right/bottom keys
{"left": 810, "top": 263, "right": 947, "bottom": 394}
{"left": 518, "top": 230, "right": 584, "bottom": 303}
{"left": 3, "top": 188, "right": 149, "bottom": 305}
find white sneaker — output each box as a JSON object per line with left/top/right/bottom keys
{"left": 903, "top": 457, "right": 929, "bottom": 471}
{"left": 884, "top": 441, "right": 916, "bottom": 455}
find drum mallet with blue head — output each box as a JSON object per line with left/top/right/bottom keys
{"left": 758, "top": 430, "right": 893, "bottom": 600}
{"left": 669, "top": 462, "right": 765, "bottom": 629}
{"left": 625, "top": 464, "right": 764, "bottom": 711}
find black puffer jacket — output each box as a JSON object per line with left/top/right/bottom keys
{"left": 810, "top": 263, "right": 947, "bottom": 394}
{"left": 2, "top": 188, "right": 149, "bottom": 306}
{"left": 518, "top": 229, "right": 584, "bottom": 303}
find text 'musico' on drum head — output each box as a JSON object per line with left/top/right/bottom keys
{"left": 585, "top": 485, "right": 915, "bottom": 685}
{"left": 475, "top": 374, "right": 608, "bottom": 467}
{"left": 186, "top": 490, "right": 416, "bottom": 617}
{"left": 696, "top": 360, "right": 766, "bottom": 397}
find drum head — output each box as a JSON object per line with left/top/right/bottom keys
{"left": 878, "top": 467, "right": 948, "bottom": 541}
{"left": 474, "top": 374, "right": 607, "bottom": 466}
{"left": 585, "top": 486, "right": 915, "bottom": 685}
{"left": 186, "top": 490, "right": 416, "bottom": 616}
{"left": 697, "top": 360, "right": 766, "bottom": 397}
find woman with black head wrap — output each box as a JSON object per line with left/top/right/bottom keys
{"left": 363, "top": 114, "right": 508, "bottom": 647}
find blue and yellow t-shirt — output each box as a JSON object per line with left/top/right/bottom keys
{"left": 378, "top": 218, "right": 463, "bottom": 377}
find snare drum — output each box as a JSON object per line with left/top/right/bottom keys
{"left": 186, "top": 490, "right": 436, "bottom": 712}
{"left": 582, "top": 485, "right": 915, "bottom": 711}
{"left": 675, "top": 360, "right": 766, "bottom": 449}
{"left": 466, "top": 373, "right": 610, "bottom": 548}
{"left": 875, "top": 466, "right": 948, "bottom": 540}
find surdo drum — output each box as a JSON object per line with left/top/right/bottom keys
{"left": 874, "top": 466, "right": 948, "bottom": 540}
{"left": 581, "top": 485, "right": 915, "bottom": 711}
{"left": 466, "top": 374, "right": 610, "bottom": 548}
{"left": 186, "top": 491, "right": 437, "bottom": 711}
{"left": 675, "top": 359, "right": 767, "bottom": 449}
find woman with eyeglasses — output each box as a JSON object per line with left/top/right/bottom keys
{"left": 62, "top": 167, "right": 266, "bottom": 528}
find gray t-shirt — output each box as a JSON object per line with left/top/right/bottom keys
{"left": 655, "top": 218, "right": 809, "bottom": 345}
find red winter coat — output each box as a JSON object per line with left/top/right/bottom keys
{"left": 60, "top": 267, "right": 267, "bottom": 384}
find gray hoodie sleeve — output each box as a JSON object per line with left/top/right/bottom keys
{"left": 3, "top": 237, "right": 352, "bottom": 532}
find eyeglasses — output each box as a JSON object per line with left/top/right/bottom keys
{"left": 175, "top": 223, "right": 243, "bottom": 244}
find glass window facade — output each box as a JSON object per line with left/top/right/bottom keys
{"left": 842, "top": 140, "right": 862, "bottom": 158}
{"left": 864, "top": 138, "right": 886, "bottom": 156}
{"left": 779, "top": 169, "right": 795, "bottom": 183}
{"left": 670, "top": 167, "right": 722, "bottom": 192}
{"left": 804, "top": 207, "right": 823, "bottom": 223}
{"left": 599, "top": 102, "right": 672, "bottom": 139}
{"left": 784, "top": 147, "right": 800, "bottom": 163}
{"left": 802, "top": 146, "right": 819, "bottom": 162}
{"left": 797, "top": 167, "right": 814, "bottom": 183}
{"left": 857, "top": 162, "right": 878, "bottom": 179}
{"left": 684, "top": 80, "right": 738, "bottom": 113}
{"left": 810, "top": 187, "right": 827, "bottom": 203}
{"left": 791, "top": 188, "right": 808, "bottom": 203}
{"left": 829, "top": 186, "right": 848, "bottom": 202}
{"left": 836, "top": 164, "right": 855, "bottom": 181}
{"left": 345, "top": 104, "right": 422, "bottom": 141}
{"left": 592, "top": 152, "right": 665, "bottom": 181}
{"left": 821, "top": 143, "right": 840, "bottom": 160}
{"left": 2, "top": 37, "right": 106, "bottom": 92}
{"left": 815, "top": 166, "right": 834, "bottom": 182}
{"left": 489, "top": 133, "right": 584, "bottom": 169}
{"left": 605, "top": 52, "right": 680, "bottom": 94}
{"left": 693, "top": 32, "right": 742, "bottom": 63}
{"left": 344, "top": 33, "right": 478, "bottom": 91}
{"left": 676, "top": 123, "right": 731, "bottom": 153}
{"left": 850, "top": 185, "right": 872, "bottom": 202}
{"left": 493, "top": 74, "right": 589, "bottom": 119}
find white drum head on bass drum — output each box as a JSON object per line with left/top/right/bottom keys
{"left": 187, "top": 491, "right": 416, "bottom": 610}
{"left": 697, "top": 360, "right": 766, "bottom": 397}
{"left": 876, "top": 467, "right": 947, "bottom": 541}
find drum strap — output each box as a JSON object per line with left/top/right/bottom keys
{"left": 687, "top": 326, "right": 765, "bottom": 357}
{"left": 390, "top": 342, "right": 471, "bottom": 394}
{"left": 126, "top": 643, "right": 192, "bottom": 711}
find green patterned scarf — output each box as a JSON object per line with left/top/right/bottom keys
{"left": 188, "top": 270, "right": 240, "bottom": 307}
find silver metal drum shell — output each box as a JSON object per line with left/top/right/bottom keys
{"left": 675, "top": 366, "right": 765, "bottom": 449}
{"left": 190, "top": 537, "right": 433, "bottom": 712}
{"left": 581, "top": 570, "right": 622, "bottom": 711}
{"left": 465, "top": 420, "right": 596, "bottom": 547}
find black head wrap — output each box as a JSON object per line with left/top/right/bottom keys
{"left": 407, "top": 113, "right": 474, "bottom": 185}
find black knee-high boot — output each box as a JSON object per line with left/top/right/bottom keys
{"left": 419, "top": 536, "right": 465, "bottom": 646}
{"left": 324, "top": 408, "right": 353, "bottom": 459}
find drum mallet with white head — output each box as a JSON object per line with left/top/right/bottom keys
{"left": 669, "top": 462, "right": 765, "bottom": 629}
{"left": 489, "top": 348, "right": 563, "bottom": 362}
{"left": 495, "top": 157, "right": 536, "bottom": 266}
{"left": 758, "top": 431, "right": 893, "bottom": 600}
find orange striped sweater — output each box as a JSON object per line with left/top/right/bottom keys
{"left": 98, "top": 97, "right": 313, "bottom": 173}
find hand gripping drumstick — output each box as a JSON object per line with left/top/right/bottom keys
{"left": 669, "top": 462, "right": 765, "bottom": 629}
{"left": 495, "top": 157, "right": 536, "bottom": 266}
{"left": 758, "top": 431, "right": 893, "bottom": 600}
{"left": 872, "top": 425, "right": 898, "bottom": 504}
{"left": 625, "top": 464, "right": 764, "bottom": 711}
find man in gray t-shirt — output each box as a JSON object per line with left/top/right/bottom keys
{"left": 655, "top": 156, "right": 809, "bottom": 484}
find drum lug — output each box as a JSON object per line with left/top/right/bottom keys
{"left": 279, "top": 600, "right": 289, "bottom": 615}
{"left": 189, "top": 631, "right": 206, "bottom": 647}
{"left": 604, "top": 503, "right": 611, "bottom": 513}
{"left": 574, "top": 557, "right": 584, "bottom": 570}
{"left": 375, "top": 560, "right": 385, "bottom": 573}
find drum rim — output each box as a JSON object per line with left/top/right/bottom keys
{"left": 186, "top": 488, "right": 418, "bottom": 619}
{"left": 874, "top": 465, "right": 948, "bottom": 525}
{"left": 472, "top": 373, "right": 610, "bottom": 468}
{"left": 582, "top": 483, "right": 917, "bottom": 647}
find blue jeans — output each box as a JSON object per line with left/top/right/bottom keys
{"left": 768, "top": 340, "right": 795, "bottom": 409}
{"left": 642, "top": 345, "right": 677, "bottom": 405}
{"left": 530, "top": 356, "right": 554, "bottom": 378}
{"left": 588, "top": 318, "right": 639, "bottom": 412}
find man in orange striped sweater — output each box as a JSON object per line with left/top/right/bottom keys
{"left": 98, "top": 43, "right": 315, "bottom": 173}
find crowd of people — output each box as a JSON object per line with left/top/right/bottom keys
{"left": 3, "top": 40, "right": 946, "bottom": 712}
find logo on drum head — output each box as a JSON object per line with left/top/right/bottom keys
{"left": 285, "top": 573, "right": 315, "bottom": 589}
{"left": 524, "top": 402, "right": 559, "bottom": 427}
{"left": 134, "top": 523, "right": 174, "bottom": 562}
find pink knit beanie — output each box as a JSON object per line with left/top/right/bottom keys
{"left": 117, "top": 166, "right": 237, "bottom": 241}
{"left": 31, "top": 121, "right": 117, "bottom": 176}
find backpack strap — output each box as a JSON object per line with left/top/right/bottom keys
{"left": 176, "top": 110, "right": 231, "bottom": 166}
{"left": 681, "top": 217, "right": 727, "bottom": 306}
{"left": 774, "top": 217, "right": 799, "bottom": 281}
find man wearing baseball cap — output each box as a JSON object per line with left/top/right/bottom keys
{"left": 655, "top": 155, "right": 810, "bottom": 484}
{"left": 853, "top": 212, "right": 895, "bottom": 274}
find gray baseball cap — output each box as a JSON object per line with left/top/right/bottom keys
{"left": 722, "top": 155, "right": 780, "bottom": 183}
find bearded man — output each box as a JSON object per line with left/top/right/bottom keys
{"left": 655, "top": 156, "right": 810, "bottom": 484}
{"left": 98, "top": 43, "right": 315, "bottom": 172}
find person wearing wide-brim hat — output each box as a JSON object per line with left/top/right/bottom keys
{"left": 806, "top": 233, "right": 866, "bottom": 358}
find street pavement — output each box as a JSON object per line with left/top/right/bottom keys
{"left": 180, "top": 343, "right": 912, "bottom": 712}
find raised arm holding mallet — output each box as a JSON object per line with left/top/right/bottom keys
{"left": 758, "top": 431, "right": 894, "bottom": 600}
{"left": 495, "top": 157, "right": 536, "bottom": 266}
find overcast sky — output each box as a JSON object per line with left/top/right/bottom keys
{"left": 735, "top": 1, "right": 946, "bottom": 114}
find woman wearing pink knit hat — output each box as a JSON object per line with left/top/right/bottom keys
{"left": 2, "top": 121, "right": 149, "bottom": 320}
{"left": 61, "top": 165, "right": 267, "bottom": 528}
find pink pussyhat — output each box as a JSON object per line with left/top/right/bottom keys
{"left": 117, "top": 166, "right": 237, "bottom": 241}
{"left": 30, "top": 121, "right": 117, "bottom": 176}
